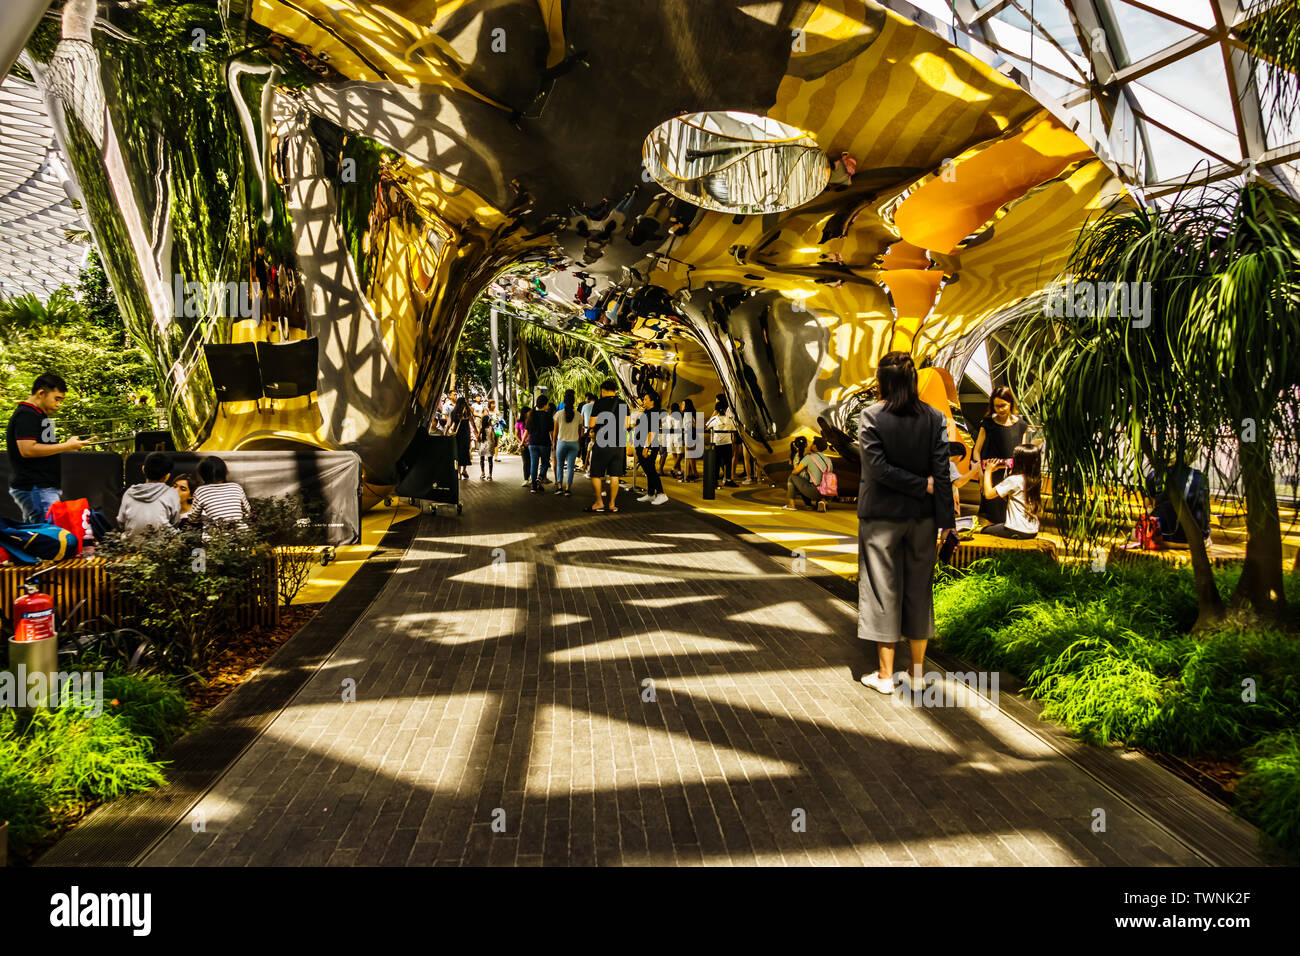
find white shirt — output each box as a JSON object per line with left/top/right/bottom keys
{"left": 706, "top": 414, "right": 734, "bottom": 444}
{"left": 994, "top": 474, "right": 1038, "bottom": 534}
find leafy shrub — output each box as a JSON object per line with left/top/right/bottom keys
{"left": 932, "top": 554, "right": 1300, "bottom": 855}
{"left": 249, "top": 494, "right": 325, "bottom": 606}
{"left": 99, "top": 524, "right": 269, "bottom": 674}
{"left": 1236, "top": 730, "right": 1300, "bottom": 858}
{"left": 101, "top": 673, "right": 193, "bottom": 752}
{"left": 497, "top": 431, "right": 521, "bottom": 455}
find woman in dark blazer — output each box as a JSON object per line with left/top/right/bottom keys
{"left": 857, "top": 351, "right": 954, "bottom": 694}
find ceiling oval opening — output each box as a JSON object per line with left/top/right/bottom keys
{"left": 642, "top": 111, "right": 829, "bottom": 215}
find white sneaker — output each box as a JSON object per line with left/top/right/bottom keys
{"left": 860, "top": 672, "right": 897, "bottom": 694}
{"left": 637, "top": 493, "right": 653, "bottom": 503}
{"left": 651, "top": 493, "right": 669, "bottom": 505}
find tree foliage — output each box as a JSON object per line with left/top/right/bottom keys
{"left": 1011, "top": 181, "right": 1300, "bottom": 628}
{"left": 0, "top": 253, "right": 159, "bottom": 451}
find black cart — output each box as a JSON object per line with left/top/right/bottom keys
{"left": 391, "top": 431, "right": 462, "bottom": 515}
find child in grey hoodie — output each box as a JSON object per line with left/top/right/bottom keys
{"left": 117, "top": 452, "right": 180, "bottom": 532}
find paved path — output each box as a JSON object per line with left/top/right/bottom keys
{"left": 144, "top": 469, "right": 1209, "bottom": 866}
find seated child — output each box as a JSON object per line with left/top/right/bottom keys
{"left": 979, "top": 443, "right": 1041, "bottom": 539}
{"left": 117, "top": 451, "right": 181, "bottom": 533}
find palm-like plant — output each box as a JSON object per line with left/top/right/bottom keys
{"left": 1011, "top": 181, "right": 1300, "bottom": 630}
{"left": 1241, "top": 0, "right": 1300, "bottom": 120}
{"left": 0, "top": 288, "right": 85, "bottom": 342}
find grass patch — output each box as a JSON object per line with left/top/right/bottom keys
{"left": 0, "top": 670, "right": 191, "bottom": 863}
{"left": 934, "top": 554, "right": 1300, "bottom": 859}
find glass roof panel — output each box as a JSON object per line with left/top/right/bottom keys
{"left": 1153, "top": 0, "right": 1217, "bottom": 30}
{"left": 1137, "top": 44, "right": 1236, "bottom": 132}
{"left": 1254, "top": 62, "right": 1300, "bottom": 152}
{"left": 1140, "top": 121, "right": 1227, "bottom": 182}
{"left": 1105, "top": 0, "right": 1197, "bottom": 65}
{"left": 1130, "top": 85, "right": 1242, "bottom": 163}
{"left": 1029, "top": 0, "right": 1084, "bottom": 55}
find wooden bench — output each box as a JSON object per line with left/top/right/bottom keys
{"left": 944, "top": 535, "right": 1058, "bottom": 569}
{"left": 0, "top": 552, "right": 279, "bottom": 633}
{"left": 1107, "top": 542, "right": 1244, "bottom": 571}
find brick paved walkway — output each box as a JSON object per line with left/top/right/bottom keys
{"left": 143, "top": 468, "right": 1211, "bottom": 866}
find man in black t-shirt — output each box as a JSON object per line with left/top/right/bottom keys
{"left": 585, "top": 378, "right": 628, "bottom": 513}
{"left": 6, "top": 372, "right": 85, "bottom": 522}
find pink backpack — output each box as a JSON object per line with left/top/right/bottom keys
{"left": 813, "top": 454, "right": 838, "bottom": 497}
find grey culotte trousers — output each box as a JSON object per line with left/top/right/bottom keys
{"left": 857, "top": 516, "right": 938, "bottom": 643}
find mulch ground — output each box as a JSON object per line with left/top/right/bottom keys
{"left": 185, "top": 603, "right": 323, "bottom": 715}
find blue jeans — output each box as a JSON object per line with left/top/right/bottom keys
{"left": 556, "top": 440, "right": 580, "bottom": 488}
{"left": 10, "top": 486, "right": 60, "bottom": 523}
{"left": 529, "top": 444, "right": 551, "bottom": 486}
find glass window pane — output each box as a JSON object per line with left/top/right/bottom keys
{"left": 1137, "top": 45, "right": 1237, "bottom": 132}
{"left": 1105, "top": 0, "right": 1196, "bottom": 65}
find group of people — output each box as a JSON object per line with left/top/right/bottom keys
{"left": 441, "top": 393, "right": 505, "bottom": 480}
{"left": 515, "top": 382, "right": 652, "bottom": 508}
{"left": 116, "top": 453, "right": 250, "bottom": 533}
{"left": 5, "top": 371, "right": 251, "bottom": 536}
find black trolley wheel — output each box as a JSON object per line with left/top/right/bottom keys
{"left": 457, "top": 503, "right": 463, "bottom": 514}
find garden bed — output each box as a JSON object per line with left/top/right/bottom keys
{"left": 933, "top": 553, "right": 1300, "bottom": 862}
{"left": 1, "top": 603, "right": 321, "bottom": 866}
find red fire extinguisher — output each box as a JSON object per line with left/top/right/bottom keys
{"left": 14, "top": 580, "right": 55, "bottom": 643}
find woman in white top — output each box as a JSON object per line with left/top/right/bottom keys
{"left": 554, "top": 388, "right": 584, "bottom": 496}
{"left": 979, "top": 443, "right": 1041, "bottom": 538}
{"left": 706, "top": 400, "right": 737, "bottom": 487}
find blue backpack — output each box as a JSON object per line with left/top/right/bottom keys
{"left": 0, "top": 517, "right": 77, "bottom": 564}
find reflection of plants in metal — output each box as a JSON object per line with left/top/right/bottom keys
{"left": 535, "top": 356, "right": 609, "bottom": 400}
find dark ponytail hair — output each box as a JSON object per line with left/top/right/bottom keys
{"left": 563, "top": 388, "right": 576, "bottom": 423}
{"left": 1011, "top": 443, "right": 1042, "bottom": 515}
{"left": 876, "top": 350, "right": 923, "bottom": 416}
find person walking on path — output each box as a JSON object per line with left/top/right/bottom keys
{"left": 634, "top": 392, "right": 669, "bottom": 505}
{"left": 585, "top": 378, "right": 628, "bottom": 513}
{"left": 856, "top": 351, "right": 953, "bottom": 695}
{"left": 448, "top": 395, "right": 474, "bottom": 479}
{"left": 517, "top": 404, "right": 532, "bottom": 486}
{"left": 6, "top": 373, "right": 85, "bottom": 522}
{"left": 478, "top": 401, "right": 498, "bottom": 480}
{"left": 525, "top": 396, "right": 556, "bottom": 493}
{"left": 554, "top": 388, "right": 583, "bottom": 496}
{"left": 578, "top": 391, "right": 596, "bottom": 473}
{"left": 680, "top": 398, "right": 699, "bottom": 482}
{"left": 785, "top": 436, "right": 832, "bottom": 512}
{"left": 706, "top": 400, "right": 738, "bottom": 487}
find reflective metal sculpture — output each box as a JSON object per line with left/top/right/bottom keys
{"left": 642, "top": 111, "right": 830, "bottom": 215}
{"left": 6, "top": 0, "right": 1291, "bottom": 488}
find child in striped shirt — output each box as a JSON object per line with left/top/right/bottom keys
{"left": 184, "top": 456, "right": 250, "bottom": 529}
